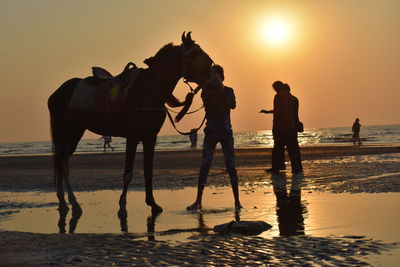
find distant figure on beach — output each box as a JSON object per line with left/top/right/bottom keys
{"left": 189, "top": 129, "right": 198, "bottom": 148}
{"left": 99, "top": 135, "right": 114, "bottom": 152}
{"left": 187, "top": 65, "right": 242, "bottom": 210}
{"left": 260, "top": 81, "right": 303, "bottom": 174}
{"left": 352, "top": 118, "right": 362, "bottom": 146}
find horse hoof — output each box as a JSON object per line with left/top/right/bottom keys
{"left": 118, "top": 208, "right": 128, "bottom": 219}
{"left": 186, "top": 202, "right": 201, "bottom": 211}
{"left": 235, "top": 203, "right": 243, "bottom": 210}
{"left": 151, "top": 205, "right": 163, "bottom": 213}
{"left": 72, "top": 204, "right": 82, "bottom": 216}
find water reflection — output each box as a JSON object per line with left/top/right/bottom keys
{"left": 271, "top": 173, "right": 307, "bottom": 236}
{"left": 146, "top": 211, "right": 161, "bottom": 241}
{"left": 118, "top": 204, "right": 162, "bottom": 240}
{"left": 196, "top": 212, "right": 209, "bottom": 236}
{"left": 57, "top": 206, "right": 82, "bottom": 234}
{"left": 116, "top": 208, "right": 241, "bottom": 241}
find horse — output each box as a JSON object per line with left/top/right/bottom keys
{"left": 48, "top": 32, "right": 214, "bottom": 217}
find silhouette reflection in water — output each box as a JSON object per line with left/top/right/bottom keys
{"left": 57, "top": 196, "right": 243, "bottom": 238}
{"left": 118, "top": 203, "right": 162, "bottom": 240}
{"left": 58, "top": 205, "right": 82, "bottom": 234}
{"left": 146, "top": 210, "right": 161, "bottom": 241}
{"left": 271, "top": 173, "right": 307, "bottom": 236}
{"left": 118, "top": 208, "right": 242, "bottom": 240}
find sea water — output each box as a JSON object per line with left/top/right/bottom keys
{"left": 0, "top": 124, "right": 399, "bottom": 156}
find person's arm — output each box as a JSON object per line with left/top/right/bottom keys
{"left": 260, "top": 109, "right": 273, "bottom": 114}
{"left": 224, "top": 87, "right": 236, "bottom": 109}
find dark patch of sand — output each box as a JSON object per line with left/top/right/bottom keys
{"left": 0, "top": 231, "right": 398, "bottom": 266}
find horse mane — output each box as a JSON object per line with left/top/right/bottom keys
{"left": 144, "top": 43, "right": 178, "bottom": 67}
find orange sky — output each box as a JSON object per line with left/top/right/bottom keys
{"left": 0, "top": 1, "right": 399, "bottom": 142}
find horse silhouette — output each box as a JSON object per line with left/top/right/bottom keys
{"left": 48, "top": 32, "right": 214, "bottom": 216}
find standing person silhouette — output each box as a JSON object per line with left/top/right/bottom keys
{"left": 187, "top": 65, "right": 242, "bottom": 211}
{"left": 99, "top": 135, "right": 114, "bottom": 152}
{"left": 352, "top": 118, "right": 362, "bottom": 146}
{"left": 260, "top": 81, "right": 303, "bottom": 174}
{"left": 284, "top": 83, "right": 303, "bottom": 172}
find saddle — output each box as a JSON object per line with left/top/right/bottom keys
{"left": 69, "top": 62, "right": 142, "bottom": 113}
{"left": 92, "top": 62, "right": 137, "bottom": 79}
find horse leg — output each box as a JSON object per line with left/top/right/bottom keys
{"left": 62, "top": 159, "right": 82, "bottom": 214}
{"left": 55, "top": 159, "right": 69, "bottom": 211}
{"left": 48, "top": 77, "right": 82, "bottom": 212}
{"left": 118, "top": 136, "right": 139, "bottom": 218}
{"left": 143, "top": 134, "right": 163, "bottom": 213}
{"left": 63, "top": 124, "right": 85, "bottom": 214}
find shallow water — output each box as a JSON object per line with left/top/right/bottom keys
{"left": 1, "top": 186, "right": 399, "bottom": 265}
{"left": 1, "top": 187, "right": 399, "bottom": 240}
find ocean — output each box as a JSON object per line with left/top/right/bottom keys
{"left": 0, "top": 124, "right": 399, "bottom": 157}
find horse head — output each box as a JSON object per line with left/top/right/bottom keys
{"left": 181, "top": 31, "right": 214, "bottom": 86}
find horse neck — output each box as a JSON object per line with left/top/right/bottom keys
{"left": 148, "top": 48, "right": 183, "bottom": 97}
{"left": 123, "top": 48, "right": 183, "bottom": 110}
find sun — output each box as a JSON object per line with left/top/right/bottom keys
{"left": 260, "top": 17, "right": 292, "bottom": 45}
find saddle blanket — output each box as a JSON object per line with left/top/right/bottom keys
{"left": 69, "top": 67, "right": 141, "bottom": 112}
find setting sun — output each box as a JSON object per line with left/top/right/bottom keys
{"left": 261, "top": 17, "right": 292, "bottom": 45}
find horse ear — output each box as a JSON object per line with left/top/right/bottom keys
{"left": 187, "top": 32, "right": 193, "bottom": 42}
{"left": 181, "top": 31, "right": 187, "bottom": 44}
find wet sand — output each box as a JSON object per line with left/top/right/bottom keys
{"left": 1, "top": 145, "right": 399, "bottom": 192}
{"left": 1, "top": 145, "right": 400, "bottom": 266}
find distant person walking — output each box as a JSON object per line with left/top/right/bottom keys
{"left": 187, "top": 65, "right": 242, "bottom": 211}
{"left": 99, "top": 135, "right": 114, "bottom": 152}
{"left": 260, "top": 81, "right": 303, "bottom": 174}
{"left": 352, "top": 118, "right": 362, "bottom": 146}
{"left": 189, "top": 129, "right": 198, "bottom": 148}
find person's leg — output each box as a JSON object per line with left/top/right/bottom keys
{"left": 356, "top": 132, "right": 362, "bottom": 146}
{"left": 221, "top": 133, "right": 242, "bottom": 209}
{"left": 291, "top": 131, "right": 303, "bottom": 172}
{"left": 286, "top": 130, "right": 303, "bottom": 174}
{"left": 107, "top": 141, "right": 114, "bottom": 151}
{"left": 269, "top": 130, "right": 286, "bottom": 172}
{"left": 186, "top": 133, "right": 217, "bottom": 210}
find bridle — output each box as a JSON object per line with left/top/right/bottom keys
{"left": 180, "top": 43, "right": 214, "bottom": 86}
{"left": 164, "top": 43, "right": 213, "bottom": 135}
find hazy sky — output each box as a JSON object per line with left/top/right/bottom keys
{"left": 1, "top": 0, "right": 399, "bottom": 142}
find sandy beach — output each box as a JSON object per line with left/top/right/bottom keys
{"left": 1, "top": 145, "right": 399, "bottom": 192}
{"left": 1, "top": 145, "right": 399, "bottom": 266}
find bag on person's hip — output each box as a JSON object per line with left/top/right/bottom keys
{"left": 296, "top": 121, "right": 304, "bottom": 132}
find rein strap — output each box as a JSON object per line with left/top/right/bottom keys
{"left": 166, "top": 108, "right": 206, "bottom": 135}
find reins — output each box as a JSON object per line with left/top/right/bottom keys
{"left": 166, "top": 108, "right": 206, "bottom": 135}
{"left": 165, "top": 80, "right": 206, "bottom": 135}
{"left": 165, "top": 41, "right": 212, "bottom": 136}
{"left": 166, "top": 80, "right": 203, "bottom": 114}
{"left": 165, "top": 105, "right": 203, "bottom": 114}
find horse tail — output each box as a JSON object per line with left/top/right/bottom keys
{"left": 48, "top": 78, "right": 81, "bottom": 187}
